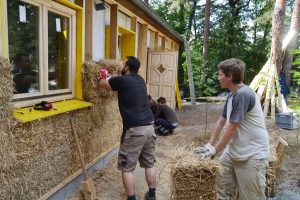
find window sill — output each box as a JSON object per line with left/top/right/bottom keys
{"left": 14, "top": 99, "right": 93, "bottom": 123}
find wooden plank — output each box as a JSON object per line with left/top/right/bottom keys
{"left": 137, "top": 24, "right": 148, "bottom": 80}
{"left": 161, "top": 36, "right": 166, "bottom": 51}
{"left": 250, "top": 59, "right": 271, "bottom": 90}
{"left": 84, "top": 0, "right": 93, "bottom": 61}
{"left": 263, "top": 67, "right": 274, "bottom": 118}
{"left": 271, "top": 77, "right": 276, "bottom": 119}
{"left": 130, "top": 16, "right": 137, "bottom": 32}
{"left": 110, "top": 4, "right": 118, "bottom": 60}
{"left": 14, "top": 99, "right": 92, "bottom": 123}
{"left": 154, "top": 31, "right": 159, "bottom": 50}
{"left": 275, "top": 137, "right": 288, "bottom": 178}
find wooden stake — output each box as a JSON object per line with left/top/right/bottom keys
{"left": 263, "top": 67, "right": 274, "bottom": 118}
{"left": 271, "top": 78, "right": 276, "bottom": 119}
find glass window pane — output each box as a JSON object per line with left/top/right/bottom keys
{"left": 8, "top": 1, "right": 40, "bottom": 94}
{"left": 48, "top": 12, "right": 69, "bottom": 90}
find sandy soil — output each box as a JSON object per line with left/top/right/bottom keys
{"left": 67, "top": 102, "right": 300, "bottom": 200}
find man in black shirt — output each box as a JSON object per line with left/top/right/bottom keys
{"left": 99, "top": 56, "right": 156, "bottom": 200}
{"left": 154, "top": 97, "right": 178, "bottom": 135}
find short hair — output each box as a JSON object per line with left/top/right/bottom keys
{"left": 157, "top": 97, "right": 166, "bottom": 104}
{"left": 125, "top": 56, "right": 140, "bottom": 74}
{"left": 218, "top": 58, "right": 245, "bottom": 84}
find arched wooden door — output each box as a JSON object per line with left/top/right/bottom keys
{"left": 147, "top": 51, "right": 178, "bottom": 108}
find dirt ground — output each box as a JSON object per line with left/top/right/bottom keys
{"left": 67, "top": 102, "right": 300, "bottom": 200}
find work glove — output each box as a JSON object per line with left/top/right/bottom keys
{"left": 194, "top": 143, "right": 216, "bottom": 160}
{"left": 99, "top": 67, "right": 111, "bottom": 80}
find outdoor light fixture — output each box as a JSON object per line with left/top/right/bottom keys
{"left": 94, "top": 0, "right": 106, "bottom": 11}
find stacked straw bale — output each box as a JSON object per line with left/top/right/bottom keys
{"left": 0, "top": 57, "right": 122, "bottom": 199}
{"left": 0, "top": 57, "right": 14, "bottom": 119}
{"left": 82, "top": 59, "right": 122, "bottom": 100}
{"left": 171, "top": 148, "right": 220, "bottom": 200}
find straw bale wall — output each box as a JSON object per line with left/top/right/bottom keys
{"left": 0, "top": 57, "right": 122, "bottom": 199}
{"left": 170, "top": 148, "right": 220, "bottom": 200}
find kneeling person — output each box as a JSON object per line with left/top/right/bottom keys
{"left": 155, "top": 97, "right": 178, "bottom": 135}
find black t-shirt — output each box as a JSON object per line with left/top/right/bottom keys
{"left": 109, "top": 74, "right": 154, "bottom": 128}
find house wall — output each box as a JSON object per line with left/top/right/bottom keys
{"left": 87, "top": 0, "right": 181, "bottom": 80}
{"left": 92, "top": 6, "right": 106, "bottom": 61}
{"left": 0, "top": 0, "right": 182, "bottom": 198}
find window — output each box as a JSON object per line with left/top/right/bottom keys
{"left": 7, "top": 0, "right": 76, "bottom": 108}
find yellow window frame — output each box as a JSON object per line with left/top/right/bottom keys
{"left": 1, "top": 0, "right": 92, "bottom": 122}
{"left": 105, "top": 25, "right": 136, "bottom": 60}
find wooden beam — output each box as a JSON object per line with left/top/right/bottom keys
{"left": 263, "top": 67, "right": 274, "bottom": 118}
{"left": 138, "top": 24, "right": 148, "bottom": 79}
{"left": 271, "top": 78, "right": 276, "bottom": 119}
{"left": 154, "top": 32, "right": 159, "bottom": 50}
{"left": 110, "top": 4, "right": 118, "bottom": 60}
{"left": 84, "top": 0, "right": 93, "bottom": 61}
{"left": 131, "top": 16, "right": 137, "bottom": 32}
{"left": 161, "top": 36, "right": 166, "bottom": 51}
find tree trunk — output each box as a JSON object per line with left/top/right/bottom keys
{"left": 227, "top": 0, "right": 240, "bottom": 57}
{"left": 270, "top": 0, "right": 286, "bottom": 74}
{"left": 184, "top": 40, "right": 196, "bottom": 109}
{"left": 281, "top": 0, "right": 300, "bottom": 86}
{"left": 186, "top": 0, "right": 197, "bottom": 41}
{"left": 202, "top": 0, "right": 211, "bottom": 62}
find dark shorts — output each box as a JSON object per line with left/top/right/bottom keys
{"left": 118, "top": 124, "right": 155, "bottom": 172}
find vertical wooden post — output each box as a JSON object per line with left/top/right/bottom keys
{"left": 85, "top": 0, "right": 93, "bottom": 61}
{"left": 161, "top": 36, "right": 166, "bottom": 51}
{"left": 138, "top": 24, "right": 148, "bottom": 79}
{"left": 184, "top": 40, "right": 196, "bottom": 109}
{"left": 130, "top": 17, "right": 137, "bottom": 32}
{"left": 110, "top": 4, "right": 118, "bottom": 60}
{"left": 154, "top": 32, "right": 159, "bottom": 50}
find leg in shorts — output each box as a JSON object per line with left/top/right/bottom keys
{"left": 118, "top": 124, "right": 155, "bottom": 172}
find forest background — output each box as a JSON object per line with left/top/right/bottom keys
{"left": 144, "top": 0, "right": 300, "bottom": 98}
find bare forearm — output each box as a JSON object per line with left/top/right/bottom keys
{"left": 210, "top": 117, "right": 226, "bottom": 146}
{"left": 99, "top": 79, "right": 111, "bottom": 89}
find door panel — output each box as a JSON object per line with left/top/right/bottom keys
{"left": 147, "top": 51, "right": 178, "bottom": 108}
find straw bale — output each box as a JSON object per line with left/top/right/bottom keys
{"left": 170, "top": 147, "right": 220, "bottom": 200}
{"left": 0, "top": 56, "right": 14, "bottom": 118}
{"left": 0, "top": 56, "right": 122, "bottom": 199}
{"left": 265, "top": 144, "right": 277, "bottom": 197}
{"left": 82, "top": 59, "right": 122, "bottom": 100}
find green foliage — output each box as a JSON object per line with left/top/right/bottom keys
{"left": 150, "top": 0, "right": 296, "bottom": 97}
{"left": 290, "top": 49, "right": 300, "bottom": 85}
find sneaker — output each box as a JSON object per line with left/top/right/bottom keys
{"left": 145, "top": 192, "right": 156, "bottom": 200}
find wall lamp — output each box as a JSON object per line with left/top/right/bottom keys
{"left": 94, "top": 0, "right": 106, "bottom": 11}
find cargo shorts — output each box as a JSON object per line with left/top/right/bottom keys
{"left": 118, "top": 124, "right": 156, "bottom": 172}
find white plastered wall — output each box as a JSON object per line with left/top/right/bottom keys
{"left": 92, "top": 6, "right": 106, "bottom": 61}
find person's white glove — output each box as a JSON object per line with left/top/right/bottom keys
{"left": 194, "top": 143, "right": 216, "bottom": 160}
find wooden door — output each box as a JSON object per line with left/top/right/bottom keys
{"left": 147, "top": 51, "right": 178, "bottom": 108}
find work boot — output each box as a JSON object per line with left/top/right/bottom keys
{"left": 144, "top": 191, "right": 156, "bottom": 200}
